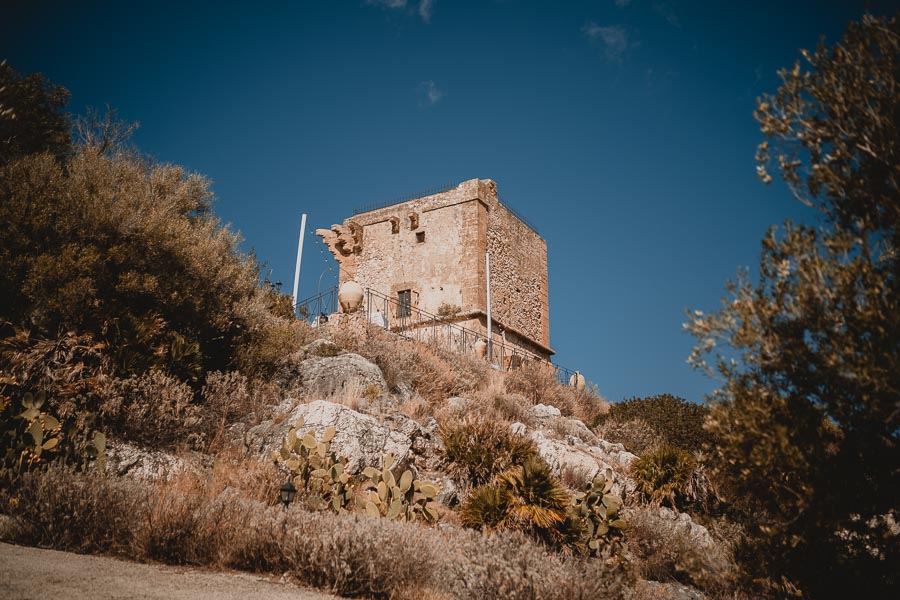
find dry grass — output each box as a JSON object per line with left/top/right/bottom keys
{"left": 329, "top": 321, "right": 492, "bottom": 406}
{"left": 505, "top": 362, "right": 608, "bottom": 426}
{"left": 625, "top": 506, "right": 736, "bottom": 594}
{"left": 8, "top": 466, "right": 634, "bottom": 599}
{"left": 201, "top": 370, "right": 280, "bottom": 451}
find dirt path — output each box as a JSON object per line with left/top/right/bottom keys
{"left": 0, "top": 542, "right": 340, "bottom": 600}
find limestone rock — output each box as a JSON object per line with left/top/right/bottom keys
{"left": 524, "top": 428, "right": 637, "bottom": 495}
{"left": 636, "top": 580, "right": 706, "bottom": 600}
{"left": 532, "top": 403, "right": 561, "bottom": 420}
{"left": 296, "top": 353, "right": 386, "bottom": 397}
{"left": 302, "top": 339, "right": 345, "bottom": 358}
{"left": 509, "top": 421, "right": 527, "bottom": 436}
{"left": 245, "top": 400, "right": 440, "bottom": 473}
{"left": 446, "top": 396, "right": 471, "bottom": 414}
{"left": 627, "top": 506, "right": 718, "bottom": 550}
{"left": 105, "top": 441, "right": 198, "bottom": 481}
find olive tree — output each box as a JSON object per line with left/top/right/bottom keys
{"left": 686, "top": 14, "right": 898, "bottom": 597}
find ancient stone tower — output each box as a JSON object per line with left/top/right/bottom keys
{"left": 317, "top": 178, "right": 553, "bottom": 361}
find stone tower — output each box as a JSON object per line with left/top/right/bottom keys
{"left": 317, "top": 178, "right": 553, "bottom": 360}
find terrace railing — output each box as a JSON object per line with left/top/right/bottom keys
{"left": 296, "top": 286, "right": 578, "bottom": 386}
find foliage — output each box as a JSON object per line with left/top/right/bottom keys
{"left": 0, "top": 99, "right": 300, "bottom": 388}
{"left": 272, "top": 416, "right": 354, "bottom": 513}
{"left": 0, "top": 388, "right": 62, "bottom": 483}
{"left": 630, "top": 445, "right": 695, "bottom": 510}
{"left": 10, "top": 466, "right": 634, "bottom": 599}
{"left": 625, "top": 506, "right": 736, "bottom": 593}
{"left": 686, "top": 14, "right": 900, "bottom": 597}
{"left": 360, "top": 452, "right": 440, "bottom": 524}
{"left": 595, "top": 394, "right": 712, "bottom": 453}
{"left": 98, "top": 370, "right": 204, "bottom": 450}
{"left": 569, "top": 469, "right": 628, "bottom": 556}
{"left": 0, "top": 60, "right": 71, "bottom": 165}
{"left": 593, "top": 417, "right": 665, "bottom": 456}
{"left": 461, "top": 457, "right": 575, "bottom": 549}
{"left": 0, "top": 348, "right": 107, "bottom": 488}
{"left": 440, "top": 416, "right": 539, "bottom": 487}
{"left": 505, "top": 360, "right": 608, "bottom": 426}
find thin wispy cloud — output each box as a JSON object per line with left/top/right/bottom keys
{"left": 614, "top": 0, "right": 633, "bottom": 7}
{"left": 366, "top": 0, "right": 434, "bottom": 24}
{"left": 652, "top": 2, "right": 681, "bottom": 27}
{"left": 582, "top": 22, "right": 630, "bottom": 62}
{"left": 419, "top": 0, "right": 434, "bottom": 24}
{"left": 368, "top": 0, "right": 407, "bottom": 9}
{"left": 418, "top": 80, "right": 443, "bottom": 106}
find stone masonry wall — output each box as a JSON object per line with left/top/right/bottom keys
{"left": 485, "top": 192, "right": 550, "bottom": 348}
{"left": 319, "top": 178, "right": 550, "bottom": 355}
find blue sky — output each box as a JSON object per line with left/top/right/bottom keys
{"left": 4, "top": 0, "right": 894, "bottom": 403}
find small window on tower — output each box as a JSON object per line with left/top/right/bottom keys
{"left": 416, "top": 231, "right": 425, "bottom": 243}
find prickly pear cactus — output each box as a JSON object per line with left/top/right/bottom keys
{"left": 273, "top": 416, "right": 353, "bottom": 512}
{"left": 2, "top": 389, "right": 63, "bottom": 476}
{"left": 571, "top": 468, "right": 627, "bottom": 555}
{"left": 360, "top": 452, "right": 440, "bottom": 524}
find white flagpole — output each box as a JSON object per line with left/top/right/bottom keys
{"left": 292, "top": 213, "right": 307, "bottom": 314}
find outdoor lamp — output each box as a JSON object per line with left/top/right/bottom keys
{"left": 280, "top": 480, "right": 297, "bottom": 508}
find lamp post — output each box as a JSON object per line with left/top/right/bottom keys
{"left": 279, "top": 480, "right": 297, "bottom": 509}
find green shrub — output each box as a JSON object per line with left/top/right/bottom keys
{"left": 631, "top": 445, "right": 695, "bottom": 510}
{"left": 99, "top": 370, "right": 204, "bottom": 450}
{"left": 593, "top": 417, "right": 664, "bottom": 455}
{"left": 440, "top": 416, "right": 538, "bottom": 488}
{"left": 596, "top": 394, "right": 712, "bottom": 453}
{"left": 461, "top": 457, "right": 576, "bottom": 549}
{"left": 0, "top": 132, "right": 300, "bottom": 385}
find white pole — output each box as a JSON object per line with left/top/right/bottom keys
{"left": 292, "top": 213, "right": 307, "bottom": 313}
{"left": 486, "top": 250, "right": 492, "bottom": 363}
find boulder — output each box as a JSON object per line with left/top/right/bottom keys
{"left": 302, "top": 338, "right": 345, "bottom": 358}
{"left": 245, "top": 400, "right": 440, "bottom": 473}
{"left": 446, "top": 396, "right": 471, "bottom": 414}
{"left": 627, "top": 505, "right": 718, "bottom": 550}
{"left": 532, "top": 403, "right": 561, "bottom": 420}
{"left": 106, "top": 441, "right": 201, "bottom": 481}
{"left": 522, "top": 428, "right": 637, "bottom": 495}
{"left": 296, "top": 353, "right": 386, "bottom": 397}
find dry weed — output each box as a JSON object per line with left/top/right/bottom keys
{"left": 626, "top": 505, "right": 736, "bottom": 593}
{"left": 9, "top": 467, "right": 634, "bottom": 599}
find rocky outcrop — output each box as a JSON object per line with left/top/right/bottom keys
{"left": 281, "top": 352, "right": 386, "bottom": 398}
{"left": 105, "top": 441, "right": 202, "bottom": 481}
{"left": 636, "top": 580, "right": 706, "bottom": 600}
{"left": 245, "top": 400, "right": 441, "bottom": 473}
{"left": 532, "top": 403, "right": 561, "bottom": 420}
{"left": 509, "top": 423, "right": 637, "bottom": 495}
{"left": 626, "top": 506, "right": 718, "bottom": 550}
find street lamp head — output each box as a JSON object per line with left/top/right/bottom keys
{"left": 280, "top": 480, "right": 297, "bottom": 508}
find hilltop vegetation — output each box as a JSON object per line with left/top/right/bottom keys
{"left": 2, "top": 13, "right": 898, "bottom": 600}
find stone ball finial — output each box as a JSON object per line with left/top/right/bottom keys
{"left": 338, "top": 281, "right": 365, "bottom": 314}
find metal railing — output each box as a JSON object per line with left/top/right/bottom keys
{"left": 497, "top": 194, "right": 541, "bottom": 237}
{"left": 352, "top": 182, "right": 459, "bottom": 216}
{"left": 296, "top": 286, "right": 338, "bottom": 325}
{"left": 296, "top": 286, "right": 578, "bottom": 386}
